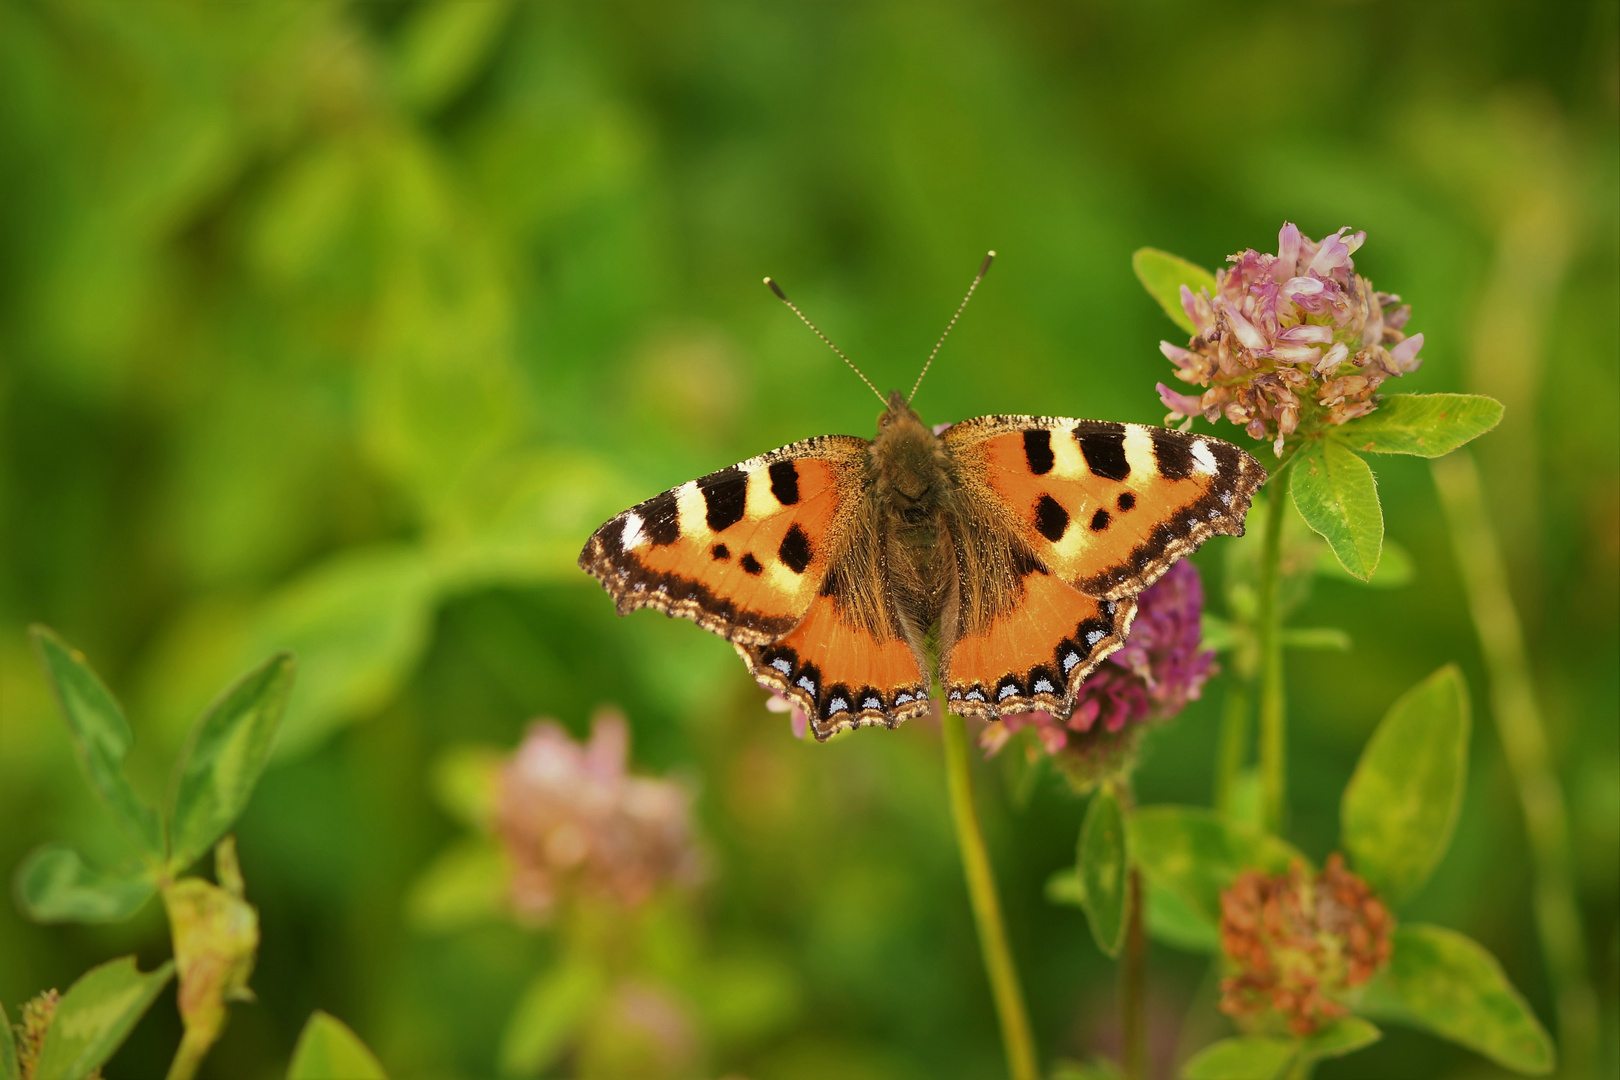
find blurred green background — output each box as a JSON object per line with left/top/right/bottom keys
{"left": 1, "top": 1, "right": 1615, "bottom": 1077}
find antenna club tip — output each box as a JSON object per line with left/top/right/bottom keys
{"left": 987, "top": 250, "right": 996, "bottom": 258}
{"left": 764, "top": 277, "right": 788, "bottom": 301}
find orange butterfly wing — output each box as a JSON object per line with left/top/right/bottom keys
{"left": 938, "top": 416, "right": 1262, "bottom": 719}
{"left": 579, "top": 435, "right": 930, "bottom": 738}
{"left": 945, "top": 417, "right": 1265, "bottom": 599}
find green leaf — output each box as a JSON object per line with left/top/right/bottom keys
{"left": 429, "top": 745, "right": 506, "bottom": 830}
{"left": 1300, "top": 1017, "right": 1381, "bottom": 1060}
{"left": 1290, "top": 439, "right": 1383, "bottom": 580}
{"left": 1360, "top": 924, "right": 1553, "bottom": 1074}
{"left": 14, "top": 844, "right": 156, "bottom": 924}
{"left": 1051, "top": 1058, "right": 1124, "bottom": 1080}
{"left": 1180, "top": 1036, "right": 1296, "bottom": 1080}
{"left": 1335, "top": 394, "right": 1503, "bottom": 458}
{"left": 390, "top": 0, "right": 514, "bottom": 113}
{"left": 1132, "top": 248, "right": 1218, "bottom": 336}
{"left": 1044, "top": 868, "right": 1086, "bottom": 908}
{"left": 1129, "top": 806, "right": 1305, "bottom": 935}
{"left": 1314, "top": 538, "right": 1413, "bottom": 588}
{"left": 1280, "top": 627, "right": 1352, "bottom": 651}
{"left": 28, "top": 627, "right": 163, "bottom": 857}
{"left": 288, "top": 1011, "right": 388, "bottom": 1080}
{"left": 1341, "top": 666, "right": 1470, "bottom": 902}
{"left": 499, "top": 957, "right": 607, "bottom": 1076}
{"left": 1, "top": 1001, "right": 19, "bottom": 1080}
{"left": 168, "top": 652, "right": 296, "bottom": 873}
{"left": 33, "top": 956, "right": 174, "bottom": 1080}
{"left": 1078, "top": 788, "right": 1128, "bottom": 957}
{"left": 1143, "top": 877, "right": 1220, "bottom": 953}
{"left": 404, "top": 838, "right": 510, "bottom": 933}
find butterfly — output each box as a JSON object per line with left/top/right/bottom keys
{"left": 579, "top": 255, "right": 1265, "bottom": 740}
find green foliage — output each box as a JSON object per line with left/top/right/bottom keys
{"left": 1050, "top": 1057, "right": 1124, "bottom": 1080}
{"left": 32, "top": 957, "right": 174, "bottom": 1080}
{"left": 1342, "top": 666, "right": 1470, "bottom": 902}
{"left": 1131, "top": 249, "right": 1217, "bottom": 336}
{"left": 1077, "top": 788, "right": 1127, "bottom": 957}
{"left": 499, "top": 957, "right": 608, "bottom": 1077}
{"left": 1337, "top": 394, "right": 1504, "bottom": 458}
{"left": 287, "top": 1012, "right": 388, "bottom": 1080}
{"left": 28, "top": 627, "right": 163, "bottom": 858}
{"left": 404, "top": 838, "right": 509, "bottom": 933}
{"left": 1301, "top": 1017, "right": 1382, "bottom": 1060}
{"left": 168, "top": 652, "right": 295, "bottom": 873}
{"left": 1359, "top": 924, "right": 1555, "bottom": 1074}
{"left": 1290, "top": 439, "right": 1384, "bottom": 581}
{"left": 13, "top": 844, "right": 155, "bottom": 924}
{"left": 1179, "top": 1036, "right": 1295, "bottom": 1080}
{"left": 0, "top": 1001, "right": 17, "bottom": 1080}
{"left": 1127, "top": 807, "right": 1304, "bottom": 942}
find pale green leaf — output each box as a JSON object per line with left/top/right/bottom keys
{"left": 33, "top": 956, "right": 173, "bottom": 1080}
{"left": 499, "top": 957, "right": 607, "bottom": 1076}
{"left": 1078, "top": 788, "right": 1128, "bottom": 957}
{"left": 1290, "top": 439, "right": 1383, "bottom": 580}
{"left": 1180, "top": 1036, "right": 1296, "bottom": 1080}
{"left": 168, "top": 652, "right": 295, "bottom": 873}
{"left": 1314, "top": 538, "right": 1413, "bottom": 588}
{"left": 1128, "top": 806, "right": 1305, "bottom": 935}
{"left": 1280, "top": 627, "right": 1352, "bottom": 651}
{"left": 693, "top": 951, "right": 802, "bottom": 1047}
{"left": 14, "top": 844, "right": 156, "bottom": 924}
{"left": 1360, "top": 924, "right": 1553, "bottom": 1074}
{"left": 404, "top": 839, "right": 510, "bottom": 933}
{"left": 1335, "top": 394, "right": 1503, "bottom": 458}
{"left": 1132, "top": 248, "right": 1218, "bottom": 336}
{"left": 28, "top": 627, "right": 163, "bottom": 857}
{"left": 288, "top": 1011, "right": 388, "bottom": 1080}
{"left": 1044, "top": 868, "right": 1086, "bottom": 908}
{"left": 391, "top": 0, "right": 514, "bottom": 113}
{"left": 429, "top": 745, "right": 506, "bottom": 830}
{"left": 1300, "top": 1017, "right": 1381, "bottom": 1060}
{"left": 1342, "top": 666, "right": 1470, "bottom": 901}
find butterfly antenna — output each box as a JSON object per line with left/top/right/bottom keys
{"left": 909, "top": 250, "right": 995, "bottom": 403}
{"left": 763, "top": 277, "right": 886, "bottom": 406}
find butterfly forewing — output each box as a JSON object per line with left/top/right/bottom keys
{"left": 944, "top": 417, "right": 1265, "bottom": 600}
{"left": 579, "top": 434, "right": 871, "bottom": 644}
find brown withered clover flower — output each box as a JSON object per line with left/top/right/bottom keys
{"left": 1158, "top": 223, "right": 1423, "bottom": 455}
{"left": 1218, "top": 854, "right": 1393, "bottom": 1035}
{"left": 494, "top": 710, "right": 702, "bottom": 923}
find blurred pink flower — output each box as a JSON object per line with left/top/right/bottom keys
{"left": 495, "top": 711, "right": 702, "bottom": 922}
{"left": 980, "top": 559, "right": 1214, "bottom": 757}
{"left": 766, "top": 691, "right": 809, "bottom": 739}
{"left": 1160, "top": 222, "right": 1422, "bottom": 454}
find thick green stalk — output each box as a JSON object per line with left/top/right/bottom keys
{"left": 1255, "top": 481, "right": 1289, "bottom": 834}
{"left": 1121, "top": 868, "right": 1147, "bottom": 1080}
{"left": 941, "top": 708, "right": 1039, "bottom": 1080}
{"left": 1432, "top": 453, "right": 1598, "bottom": 1079}
{"left": 164, "top": 1028, "right": 211, "bottom": 1080}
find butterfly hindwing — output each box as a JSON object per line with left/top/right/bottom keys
{"left": 579, "top": 435, "right": 870, "bottom": 645}
{"left": 944, "top": 416, "right": 1265, "bottom": 600}
{"left": 943, "top": 564, "right": 1136, "bottom": 719}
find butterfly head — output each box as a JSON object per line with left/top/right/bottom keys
{"left": 874, "top": 389, "right": 944, "bottom": 510}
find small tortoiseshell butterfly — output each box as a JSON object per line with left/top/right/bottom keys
{"left": 580, "top": 255, "right": 1264, "bottom": 740}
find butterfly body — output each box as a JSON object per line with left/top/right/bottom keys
{"left": 581, "top": 391, "right": 1263, "bottom": 740}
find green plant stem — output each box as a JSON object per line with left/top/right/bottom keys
{"left": 941, "top": 707, "right": 1039, "bottom": 1080}
{"left": 165, "top": 1027, "right": 211, "bottom": 1080}
{"left": 1214, "top": 679, "right": 1251, "bottom": 819}
{"left": 1121, "top": 868, "right": 1147, "bottom": 1080}
{"left": 1255, "top": 479, "right": 1289, "bottom": 834}
{"left": 1432, "top": 452, "right": 1598, "bottom": 1079}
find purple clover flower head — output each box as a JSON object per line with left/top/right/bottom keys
{"left": 1159, "top": 223, "right": 1422, "bottom": 455}
{"left": 980, "top": 559, "right": 1214, "bottom": 758}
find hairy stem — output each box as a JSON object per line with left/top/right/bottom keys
{"left": 1432, "top": 452, "right": 1598, "bottom": 1078}
{"left": 1255, "top": 480, "right": 1289, "bottom": 834}
{"left": 1121, "top": 868, "right": 1147, "bottom": 1080}
{"left": 164, "top": 1027, "right": 211, "bottom": 1080}
{"left": 1214, "top": 679, "right": 1251, "bottom": 819}
{"left": 941, "top": 707, "right": 1039, "bottom": 1080}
